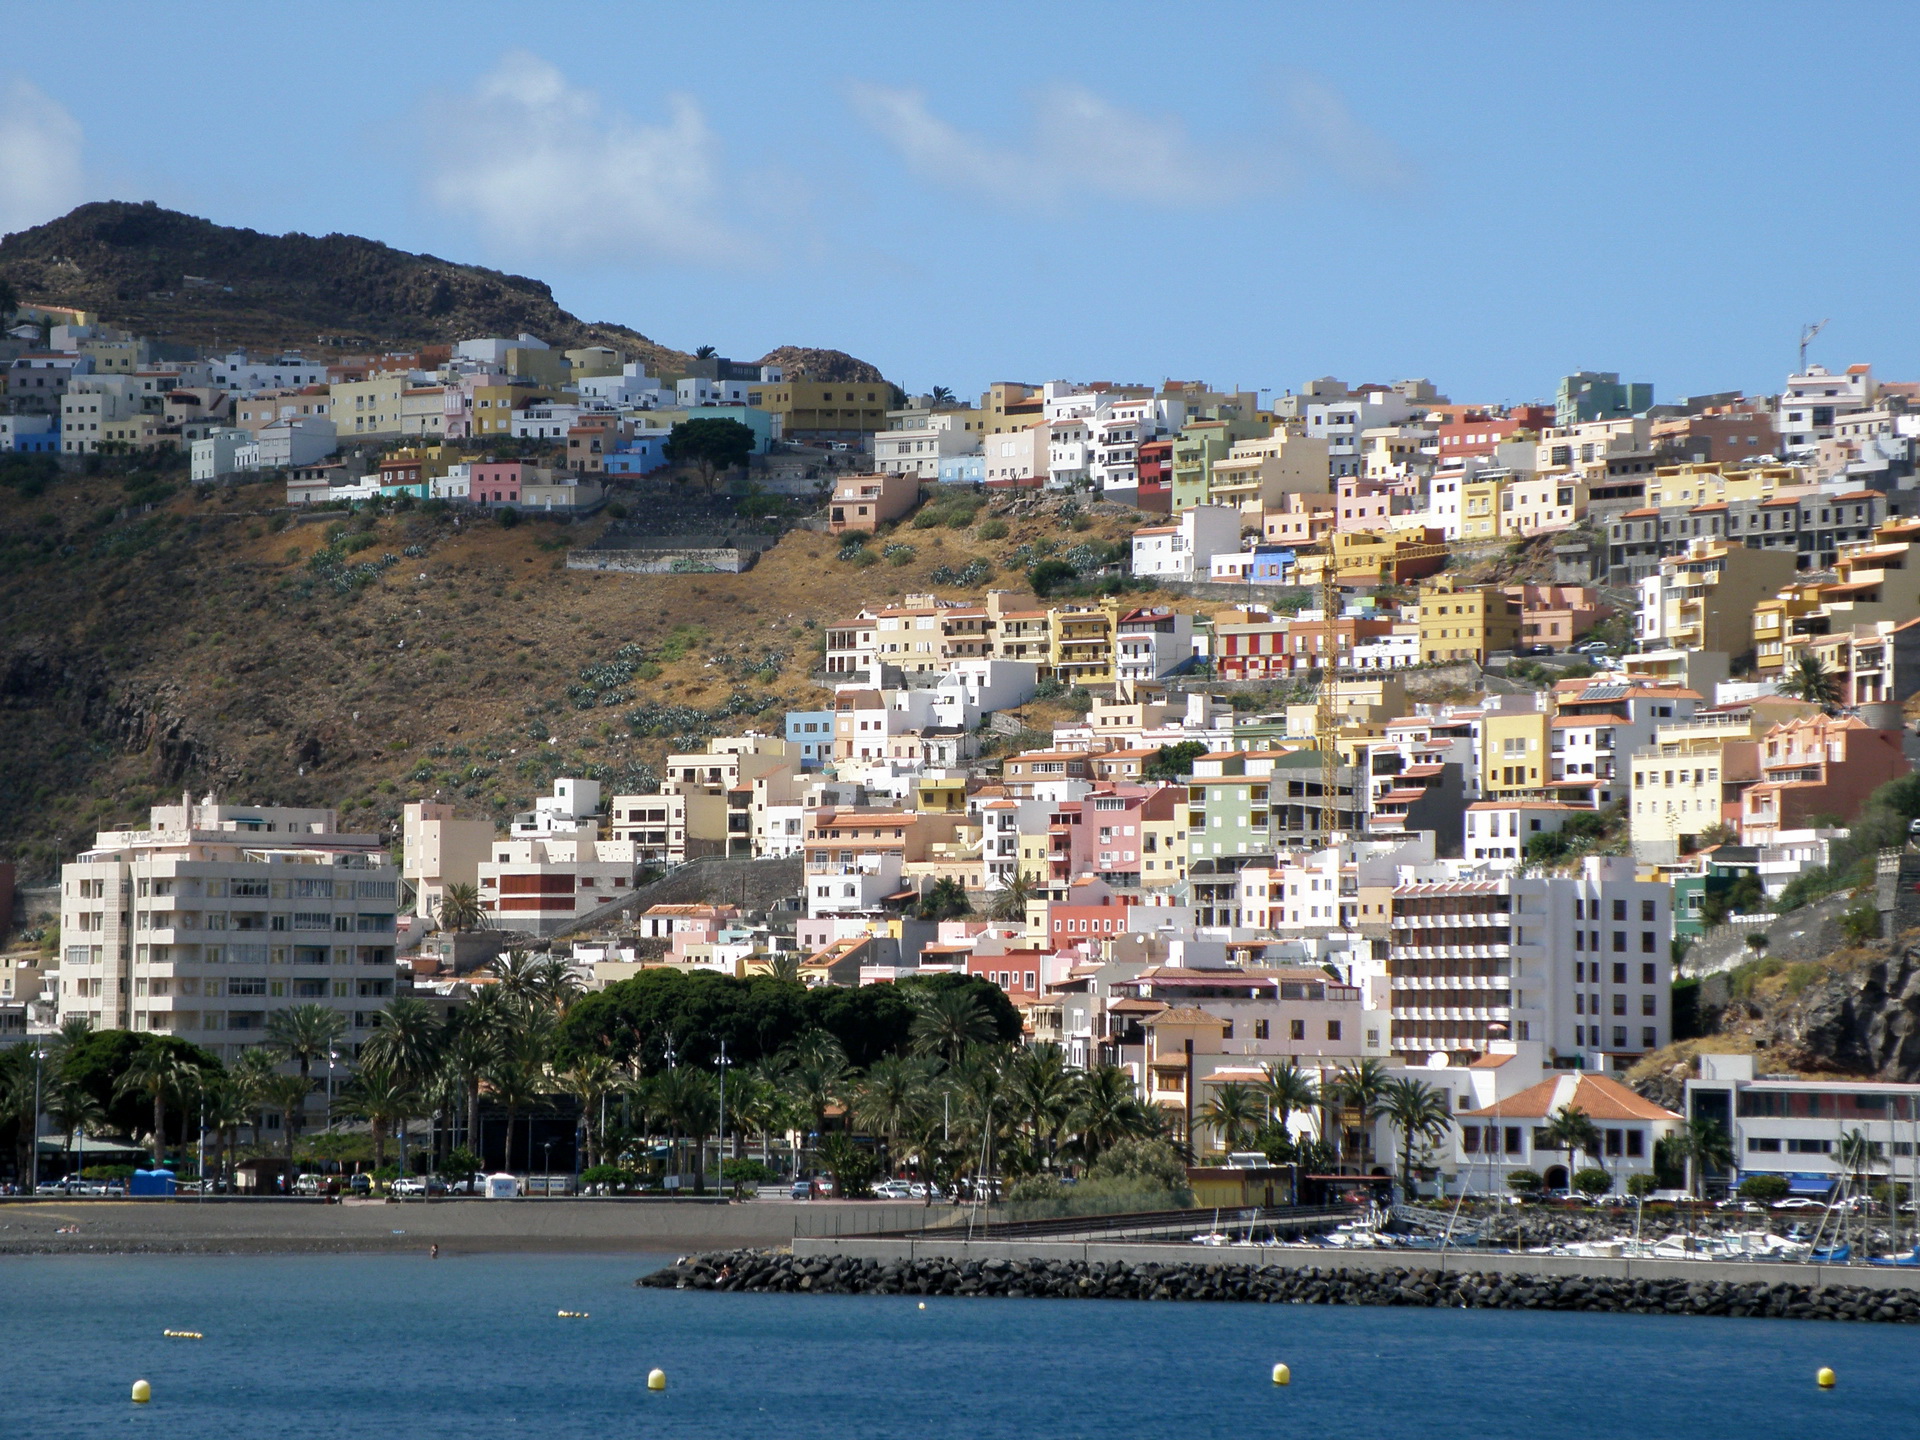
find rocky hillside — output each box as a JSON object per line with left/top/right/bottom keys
{"left": 0, "top": 459, "right": 1154, "bottom": 888}
{"left": 0, "top": 202, "right": 880, "bottom": 382}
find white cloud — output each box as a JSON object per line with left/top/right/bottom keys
{"left": 426, "top": 52, "right": 747, "bottom": 263}
{"left": 850, "top": 75, "right": 1417, "bottom": 213}
{"left": 0, "top": 79, "right": 84, "bottom": 235}
{"left": 1281, "top": 75, "right": 1419, "bottom": 193}
{"left": 849, "top": 81, "right": 1220, "bottom": 211}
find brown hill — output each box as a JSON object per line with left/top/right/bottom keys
{"left": 0, "top": 201, "right": 883, "bottom": 383}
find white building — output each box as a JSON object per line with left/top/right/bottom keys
{"left": 1687, "top": 1052, "right": 1920, "bottom": 1197}
{"left": 984, "top": 423, "right": 1046, "bottom": 485}
{"left": 1389, "top": 855, "right": 1672, "bottom": 1071}
{"left": 575, "top": 362, "right": 670, "bottom": 409}
{"left": 210, "top": 352, "right": 328, "bottom": 394}
{"left": 1776, "top": 363, "right": 1876, "bottom": 454}
{"left": 255, "top": 417, "right": 337, "bottom": 469}
{"left": 1116, "top": 606, "right": 1196, "bottom": 681}
{"left": 1308, "top": 389, "right": 1421, "bottom": 478}
{"left": 191, "top": 427, "right": 256, "bottom": 483}
{"left": 876, "top": 410, "right": 981, "bottom": 479}
{"left": 58, "top": 796, "right": 400, "bottom": 1075}
{"left": 1131, "top": 505, "right": 1242, "bottom": 582}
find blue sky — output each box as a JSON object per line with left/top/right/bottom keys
{"left": 4, "top": 1, "right": 1918, "bottom": 404}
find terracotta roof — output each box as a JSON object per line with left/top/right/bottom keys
{"left": 1468, "top": 1053, "right": 1516, "bottom": 1069}
{"left": 1553, "top": 713, "right": 1629, "bottom": 727}
{"left": 1461, "top": 1072, "right": 1681, "bottom": 1122}
{"left": 1146, "top": 1005, "right": 1228, "bottom": 1027}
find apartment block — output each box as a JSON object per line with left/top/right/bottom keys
{"left": 59, "top": 797, "right": 399, "bottom": 1068}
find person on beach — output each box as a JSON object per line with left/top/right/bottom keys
{"left": 431, "top": 1244, "right": 440, "bottom": 1259}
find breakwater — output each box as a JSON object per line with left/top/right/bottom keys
{"left": 642, "top": 1247, "right": 1920, "bottom": 1324}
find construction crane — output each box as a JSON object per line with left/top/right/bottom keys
{"left": 1318, "top": 558, "right": 1340, "bottom": 840}
{"left": 1799, "top": 319, "right": 1829, "bottom": 372}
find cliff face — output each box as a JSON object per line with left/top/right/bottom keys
{"left": 1744, "top": 943, "right": 1920, "bottom": 1079}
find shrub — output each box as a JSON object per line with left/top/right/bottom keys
{"left": 579, "top": 1164, "right": 639, "bottom": 1193}
{"left": 1738, "top": 1174, "right": 1791, "bottom": 1203}
{"left": 1505, "top": 1168, "right": 1543, "bottom": 1195}
{"left": 496, "top": 507, "right": 520, "bottom": 528}
{"left": 974, "top": 518, "right": 1008, "bottom": 541}
{"left": 1626, "top": 1173, "right": 1658, "bottom": 1199}
{"left": 1573, "top": 1167, "right": 1613, "bottom": 1199}
{"left": 1841, "top": 901, "right": 1881, "bottom": 944}
{"left": 883, "top": 542, "right": 917, "bottom": 567}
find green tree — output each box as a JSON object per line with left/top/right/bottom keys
{"left": 1739, "top": 1173, "right": 1791, "bottom": 1203}
{"left": 908, "top": 986, "right": 997, "bottom": 1063}
{"left": 259, "top": 1073, "right": 314, "bottom": 1186}
{"left": 1258, "top": 1062, "right": 1321, "bottom": 1136}
{"left": 816, "top": 1131, "right": 880, "bottom": 1198}
{"left": 1068, "top": 1064, "right": 1152, "bottom": 1164}
{"left": 1573, "top": 1166, "right": 1613, "bottom": 1200}
{"left": 1381, "top": 1077, "right": 1454, "bottom": 1195}
{"left": 852, "top": 1055, "right": 932, "bottom": 1175}
{"left": 266, "top": 1003, "right": 346, "bottom": 1086}
{"left": 917, "top": 877, "right": 973, "bottom": 922}
{"left": 45, "top": 1073, "right": 105, "bottom": 1183}
{"left": 665, "top": 417, "right": 756, "bottom": 491}
{"left": 339, "top": 1063, "right": 414, "bottom": 1173}
{"left": 436, "top": 1013, "right": 504, "bottom": 1164}
{"left": 1006, "top": 1044, "right": 1078, "bottom": 1169}
{"left": 1626, "top": 1172, "right": 1658, "bottom": 1199}
{"left": 1143, "top": 741, "right": 1208, "bottom": 781}
{"left": 987, "top": 874, "right": 1033, "bottom": 922}
{"left": 654, "top": 1066, "right": 719, "bottom": 1190}
{"left": 1542, "top": 1104, "right": 1601, "bottom": 1190}
{"left": 1330, "top": 1058, "right": 1393, "bottom": 1166}
{"left": 1680, "top": 1117, "right": 1734, "bottom": 1198}
{"left": 1780, "top": 651, "right": 1841, "bottom": 709}
{"left": 1196, "top": 1081, "right": 1264, "bottom": 1154}
{"left": 434, "top": 883, "right": 486, "bottom": 933}
{"left": 113, "top": 1039, "right": 202, "bottom": 1166}
{"left": 1506, "top": 1167, "right": 1544, "bottom": 1196}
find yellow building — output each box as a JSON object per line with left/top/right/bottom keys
{"left": 1647, "top": 539, "right": 1798, "bottom": 655}
{"left": 1460, "top": 473, "right": 1508, "bottom": 540}
{"left": 1753, "top": 519, "right": 1920, "bottom": 677}
{"left": 1138, "top": 810, "right": 1189, "bottom": 886}
{"left": 746, "top": 378, "right": 892, "bottom": 438}
{"left": 1627, "top": 700, "right": 1809, "bottom": 860}
{"left": 1050, "top": 601, "right": 1119, "bottom": 685}
{"left": 1292, "top": 528, "right": 1449, "bottom": 587}
{"left": 1482, "top": 708, "right": 1552, "bottom": 796}
{"left": 1643, "top": 461, "right": 1794, "bottom": 510}
{"left": 331, "top": 374, "right": 408, "bottom": 440}
{"left": 1418, "top": 576, "right": 1522, "bottom": 664}
{"left": 565, "top": 346, "right": 624, "bottom": 379}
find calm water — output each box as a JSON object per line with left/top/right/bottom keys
{"left": 4, "top": 1252, "right": 1914, "bottom": 1438}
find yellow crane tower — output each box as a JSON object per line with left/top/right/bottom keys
{"left": 1318, "top": 559, "right": 1340, "bottom": 839}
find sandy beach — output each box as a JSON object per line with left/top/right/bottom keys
{"left": 0, "top": 1197, "right": 946, "bottom": 1256}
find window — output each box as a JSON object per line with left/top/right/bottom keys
{"left": 1612, "top": 962, "right": 1627, "bottom": 984}
{"left": 1326, "top": 1020, "right": 1341, "bottom": 1041}
{"left": 1612, "top": 931, "right": 1627, "bottom": 952}
{"left": 1641, "top": 962, "right": 1656, "bottom": 984}
{"left": 1641, "top": 900, "right": 1656, "bottom": 922}
{"left": 1612, "top": 899, "right": 1627, "bottom": 921}
{"left": 1746, "top": 1136, "right": 1782, "bottom": 1153}
{"left": 1254, "top": 1019, "right": 1270, "bottom": 1040}
{"left": 1289, "top": 1019, "right": 1305, "bottom": 1041}
{"left": 1641, "top": 1026, "right": 1658, "bottom": 1048}
{"left": 1642, "top": 994, "right": 1657, "bottom": 1016}
{"left": 1641, "top": 931, "right": 1656, "bottom": 953}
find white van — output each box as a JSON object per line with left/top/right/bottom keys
{"left": 483, "top": 1173, "right": 521, "bottom": 1199}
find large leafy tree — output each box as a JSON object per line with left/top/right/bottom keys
{"left": 58, "top": 1030, "right": 221, "bottom": 1140}
{"left": 664, "top": 417, "right": 756, "bottom": 491}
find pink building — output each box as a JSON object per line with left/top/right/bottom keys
{"left": 1740, "top": 714, "right": 1909, "bottom": 844}
{"left": 473, "top": 460, "right": 533, "bottom": 504}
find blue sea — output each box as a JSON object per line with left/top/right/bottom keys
{"left": 4, "top": 1252, "right": 1913, "bottom": 1438}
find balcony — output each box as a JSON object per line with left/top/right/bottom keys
{"left": 1390, "top": 943, "right": 1515, "bottom": 961}
{"left": 1390, "top": 975, "right": 1513, "bottom": 991}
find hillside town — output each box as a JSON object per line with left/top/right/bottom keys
{"left": 8, "top": 295, "right": 1920, "bottom": 1217}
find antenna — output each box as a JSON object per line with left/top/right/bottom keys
{"left": 1798, "top": 319, "right": 1829, "bottom": 372}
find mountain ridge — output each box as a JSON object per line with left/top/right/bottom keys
{"left": 0, "top": 200, "right": 882, "bottom": 382}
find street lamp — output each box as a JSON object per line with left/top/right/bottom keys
{"left": 543, "top": 1140, "right": 553, "bottom": 1198}
{"left": 715, "top": 1041, "right": 731, "bottom": 1196}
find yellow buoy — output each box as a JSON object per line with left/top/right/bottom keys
{"left": 647, "top": 1368, "right": 667, "bottom": 1392}
{"left": 1817, "top": 1367, "right": 1836, "bottom": 1389}
{"left": 1272, "top": 1363, "right": 1291, "bottom": 1387}
{"left": 131, "top": 1379, "right": 152, "bottom": 1404}
{"left": 917, "top": 1302, "right": 926, "bottom": 1310}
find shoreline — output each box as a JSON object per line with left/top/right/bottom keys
{"left": 0, "top": 1198, "right": 943, "bottom": 1257}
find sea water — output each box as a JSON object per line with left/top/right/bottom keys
{"left": 5, "top": 1252, "right": 1913, "bottom": 1438}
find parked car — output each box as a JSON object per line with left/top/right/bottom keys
{"left": 391, "top": 1177, "right": 428, "bottom": 1198}
{"left": 789, "top": 1178, "right": 812, "bottom": 1200}
{"left": 446, "top": 1172, "right": 488, "bottom": 1196}
{"left": 1773, "top": 1197, "right": 1823, "bottom": 1210}
{"left": 872, "top": 1180, "right": 913, "bottom": 1200}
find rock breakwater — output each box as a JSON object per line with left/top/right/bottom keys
{"left": 641, "top": 1248, "right": 1920, "bottom": 1324}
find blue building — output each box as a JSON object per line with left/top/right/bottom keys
{"left": 785, "top": 709, "right": 835, "bottom": 768}
{"left": 605, "top": 431, "right": 671, "bottom": 475}
{"left": 938, "top": 454, "right": 986, "bottom": 485}
{"left": 1247, "top": 547, "right": 1295, "bottom": 583}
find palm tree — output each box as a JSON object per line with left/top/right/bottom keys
{"left": 1330, "top": 1058, "right": 1393, "bottom": 1169}
{"left": 1196, "top": 1081, "right": 1265, "bottom": 1155}
{"left": 1006, "top": 1044, "right": 1079, "bottom": 1169}
{"left": 46, "top": 1074, "right": 105, "bottom": 1184}
{"left": 362, "top": 999, "right": 442, "bottom": 1086}
{"left": 339, "top": 1063, "right": 414, "bottom": 1173}
{"left": 266, "top": 1003, "right": 346, "bottom": 1087}
{"left": 435, "top": 1019, "right": 504, "bottom": 1164}
{"left": 1259, "top": 1062, "right": 1321, "bottom": 1140}
{"left": 950, "top": 1047, "right": 1012, "bottom": 1191}
{"left": 655, "top": 1067, "right": 720, "bottom": 1191}
{"left": 908, "top": 987, "right": 996, "bottom": 1063}
{"left": 1781, "top": 651, "right": 1842, "bottom": 709}
{"left": 434, "top": 883, "right": 486, "bottom": 933}
{"left": 988, "top": 874, "right": 1033, "bottom": 922}
{"left": 197, "top": 1071, "right": 256, "bottom": 1190}
{"left": 918, "top": 877, "right": 972, "bottom": 922}
{"left": 1542, "top": 1104, "right": 1601, "bottom": 1192}
{"left": 1069, "top": 1064, "right": 1151, "bottom": 1164}
{"left": 852, "top": 1055, "right": 931, "bottom": 1176}
{"left": 1680, "top": 1117, "right": 1734, "bottom": 1199}
{"left": 0, "top": 1049, "right": 40, "bottom": 1185}
{"left": 1381, "top": 1077, "right": 1454, "bottom": 1197}
{"left": 764, "top": 953, "right": 803, "bottom": 986}
{"left": 114, "top": 1040, "right": 199, "bottom": 1167}
{"left": 930, "top": 386, "right": 956, "bottom": 405}
{"left": 563, "top": 1055, "right": 627, "bottom": 1170}
{"left": 785, "top": 1031, "right": 849, "bottom": 1144}
{"left": 486, "top": 950, "right": 546, "bottom": 1008}
{"left": 487, "top": 1008, "right": 556, "bottom": 1174}
{"left": 259, "top": 1073, "right": 313, "bottom": 1186}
